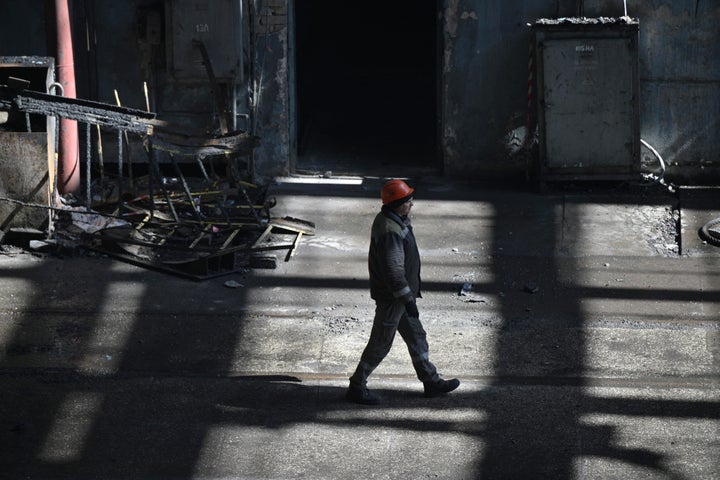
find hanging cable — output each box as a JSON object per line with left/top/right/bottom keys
{"left": 639, "top": 138, "right": 675, "bottom": 192}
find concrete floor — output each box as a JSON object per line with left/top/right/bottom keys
{"left": 0, "top": 178, "right": 719, "bottom": 479}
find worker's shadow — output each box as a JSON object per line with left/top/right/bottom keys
{"left": 218, "top": 377, "right": 718, "bottom": 479}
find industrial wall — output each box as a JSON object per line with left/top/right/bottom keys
{"left": 0, "top": 0, "right": 718, "bottom": 185}
{"left": 442, "top": 0, "right": 551, "bottom": 179}
{"left": 442, "top": 0, "right": 720, "bottom": 183}
{"left": 626, "top": 0, "right": 720, "bottom": 184}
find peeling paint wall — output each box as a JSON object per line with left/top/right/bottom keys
{"left": 578, "top": 1, "right": 720, "bottom": 183}
{"left": 440, "top": 0, "right": 720, "bottom": 182}
{"left": 251, "top": 0, "right": 290, "bottom": 182}
{"left": 441, "top": 0, "right": 554, "bottom": 179}
{"left": 628, "top": 1, "right": 719, "bottom": 183}
{"left": 0, "top": 0, "right": 718, "bottom": 184}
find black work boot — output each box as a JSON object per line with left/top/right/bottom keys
{"left": 423, "top": 378, "right": 460, "bottom": 398}
{"left": 346, "top": 383, "right": 382, "bottom": 405}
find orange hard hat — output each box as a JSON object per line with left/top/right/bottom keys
{"left": 381, "top": 179, "right": 414, "bottom": 205}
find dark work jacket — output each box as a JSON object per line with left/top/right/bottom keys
{"left": 368, "top": 206, "right": 422, "bottom": 303}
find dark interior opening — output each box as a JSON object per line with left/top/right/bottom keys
{"left": 294, "top": 1, "right": 438, "bottom": 175}
{"left": 0, "top": 66, "right": 51, "bottom": 132}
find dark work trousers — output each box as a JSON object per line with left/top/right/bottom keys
{"left": 350, "top": 300, "right": 439, "bottom": 386}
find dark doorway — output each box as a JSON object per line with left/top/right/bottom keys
{"left": 294, "top": 1, "right": 439, "bottom": 175}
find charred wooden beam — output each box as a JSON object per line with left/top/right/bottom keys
{"left": 0, "top": 84, "right": 158, "bottom": 134}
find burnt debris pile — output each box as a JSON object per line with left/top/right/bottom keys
{"left": 54, "top": 171, "right": 314, "bottom": 280}
{"left": 0, "top": 82, "right": 314, "bottom": 279}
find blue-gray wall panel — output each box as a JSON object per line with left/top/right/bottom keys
{"left": 0, "top": 0, "right": 717, "bottom": 183}
{"left": 586, "top": 0, "right": 720, "bottom": 180}
{"left": 441, "top": 0, "right": 554, "bottom": 178}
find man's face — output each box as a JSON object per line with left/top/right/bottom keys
{"left": 394, "top": 198, "right": 414, "bottom": 217}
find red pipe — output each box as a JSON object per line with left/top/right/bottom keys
{"left": 55, "top": 0, "right": 79, "bottom": 193}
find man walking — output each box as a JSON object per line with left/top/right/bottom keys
{"left": 347, "top": 179, "right": 460, "bottom": 405}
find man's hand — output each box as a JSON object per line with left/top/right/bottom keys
{"left": 405, "top": 300, "right": 419, "bottom": 319}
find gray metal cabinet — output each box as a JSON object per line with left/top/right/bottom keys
{"left": 533, "top": 19, "right": 640, "bottom": 185}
